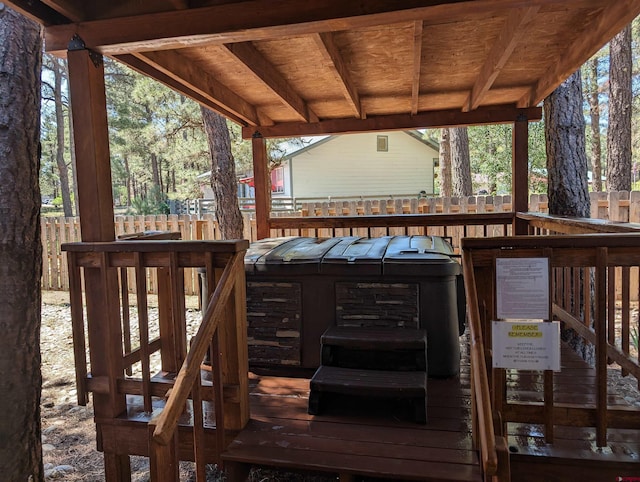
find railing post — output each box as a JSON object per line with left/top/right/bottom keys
{"left": 512, "top": 114, "right": 529, "bottom": 235}
{"left": 595, "top": 247, "right": 608, "bottom": 446}
{"left": 149, "top": 421, "right": 179, "bottom": 482}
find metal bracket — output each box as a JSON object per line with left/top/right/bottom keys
{"left": 67, "top": 34, "right": 85, "bottom": 51}
{"left": 251, "top": 130, "right": 263, "bottom": 139}
{"left": 516, "top": 112, "right": 528, "bottom": 122}
{"left": 67, "top": 34, "right": 103, "bottom": 68}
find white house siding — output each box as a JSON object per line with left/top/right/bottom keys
{"left": 290, "top": 131, "right": 437, "bottom": 198}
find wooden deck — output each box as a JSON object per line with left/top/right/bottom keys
{"left": 92, "top": 337, "right": 640, "bottom": 481}
{"left": 221, "top": 340, "right": 640, "bottom": 482}
{"left": 223, "top": 372, "right": 479, "bottom": 481}
{"left": 505, "top": 344, "right": 640, "bottom": 482}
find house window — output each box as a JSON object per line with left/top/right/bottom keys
{"left": 271, "top": 166, "right": 285, "bottom": 193}
{"left": 377, "top": 135, "right": 388, "bottom": 152}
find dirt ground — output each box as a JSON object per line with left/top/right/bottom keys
{"left": 39, "top": 290, "right": 640, "bottom": 481}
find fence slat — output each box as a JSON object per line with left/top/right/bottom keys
{"left": 41, "top": 192, "right": 640, "bottom": 294}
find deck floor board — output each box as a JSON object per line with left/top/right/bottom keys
{"left": 222, "top": 340, "right": 640, "bottom": 481}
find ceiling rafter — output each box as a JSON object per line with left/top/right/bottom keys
{"left": 411, "top": 20, "right": 424, "bottom": 115}
{"left": 224, "top": 41, "right": 319, "bottom": 124}
{"left": 40, "top": 0, "right": 84, "bottom": 22}
{"left": 463, "top": 6, "right": 539, "bottom": 113}
{"left": 313, "top": 32, "right": 363, "bottom": 119}
{"left": 116, "top": 54, "right": 245, "bottom": 125}
{"left": 242, "top": 106, "right": 542, "bottom": 139}
{"left": 121, "top": 51, "right": 265, "bottom": 126}
{"left": 521, "top": 0, "right": 640, "bottom": 107}
{"left": 3, "top": 0, "right": 70, "bottom": 26}
{"left": 43, "top": 0, "right": 607, "bottom": 55}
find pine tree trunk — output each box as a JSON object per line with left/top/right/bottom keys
{"left": 586, "top": 57, "right": 602, "bottom": 192}
{"left": 123, "top": 154, "right": 132, "bottom": 206}
{"left": 545, "top": 70, "right": 592, "bottom": 363}
{"left": 52, "top": 58, "right": 73, "bottom": 216}
{"left": 201, "top": 107, "right": 244, "bottom": 239}
{"left": 450, "top": 126, "right": 473, "bottom": 196}
{"left": 439, "top": 128, "right": 452, "bottom": 197}
{"left": 606, "top": 24, "right": 632, "bottom": 191}
{"left": 544, "top": 70, "right": 590, "bottom": 217}
{"left": 151, "top": 152, "right": 160, "bottom": 189}
{"left": 0, "top": 6, "right": 43, "bottom": 481}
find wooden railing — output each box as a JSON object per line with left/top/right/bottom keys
{"left": 461, "top": 252, "right": 507, "bottom": 481}
{"left": 63, "top": 240, "right": 249, "bottom": 481}
{"left": 462, "top": 233, "right": 640, "bottom": 449}
{"left": 268, "top": 212, "right": 515, "bottom": 252}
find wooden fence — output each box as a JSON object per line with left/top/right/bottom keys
{"left": 42, "top": 213, "right": 257, "bottom": 294}
{"left": 42, "top": 191, "right": 639, "bottom": 293}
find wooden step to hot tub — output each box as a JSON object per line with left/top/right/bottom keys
{"left": 321, "top": 326, "right": 427, "bottom": 371}
{"left": 308, "top": 365, "right": 427, "bottom": 423}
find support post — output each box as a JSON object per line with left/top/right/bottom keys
{"left": 67, "top": 40, "right": 129, "bottom": 480}
{"left": 67, "top": 39, "right": 116, "bottom": 242}
{"left": 512, "top": 114, "right": 529, "bottom": 235}
{"left": 251, "top": 133, "right": 270, "bottom": 239}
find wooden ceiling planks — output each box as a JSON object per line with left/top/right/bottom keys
{"left": 6, "top": 0, "right": 640, "bottom": 138}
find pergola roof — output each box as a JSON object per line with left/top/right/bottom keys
{"left": 8, "top": 0, "right": 640, "bottom": 138}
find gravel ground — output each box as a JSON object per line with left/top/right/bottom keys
{"left": 40, "top": 291, "right": 337, "bottom": 481}
{"left": 40, "top": 291, "right": 640, "bottom": 480}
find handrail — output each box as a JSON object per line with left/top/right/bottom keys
{"left": 151, "top": 251, "right": 244, "bottom": 446}
{"left": 269, "top": 211, "right": 515, "bottom": 229}
{"left": 462, "top": 231, "right": 640, "bottom": 450}
{"left": 461, "top": 251, "right": 499, "bottom": 477}
{"left": 518, "top": 212, "right": 640, "bottom": 234}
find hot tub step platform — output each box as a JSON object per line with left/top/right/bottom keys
{"left": 321, "top": 326, "right": 427, "bottom": 371}
{"left": 308, "top": 365, "right": 427, "bottom": 423}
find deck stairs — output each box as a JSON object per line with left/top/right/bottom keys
{"left": 308, "top": 326, "right": 428, "bottom": 423}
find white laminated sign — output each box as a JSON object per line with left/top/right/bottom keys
{"left": 493, "top": 257, "right": 559, "bottom": 371}
{"left": 492, "top": 321, "right": 561, "bottom": 371}
{"left": 496, "top": 257, "right": 549, "bottom": 320}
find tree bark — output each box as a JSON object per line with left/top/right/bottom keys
{"left": 450, "top": 126, "right": 473, "bottom": 196}
{"left": 545, "top": 70, "right": 592, "bottom": 363}
{"left": 544, "top": 70, "right": 590, "bottom": 217}
{"left": 123, "top": 154, "right": 132, "bottom": 206}
{"left": 52, "top": 57, "right": 73, "bottom": 217}
{"left": 0, "top": 5, "right": 43, "bottom": 481}
{"left": 201, "top": 107, "right": 244, "bottom": 239}
{"left": 606, "top": 24, "right": 632, "bottom": 192}
{"left": 151, "top": 152, "right": 160, "bottom": 189}
{"left": 586, "top": 57, "right": 602, "bottom": 192}
{"left": 438, "top": 128, "right": 452, "bottom": 197}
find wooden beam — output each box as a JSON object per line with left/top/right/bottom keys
{"left": 40, "top": 0, "right": 85, "bottom": 21}
{"left": 3, "top": 0, "right": 70, "bottom": 26}
{"left": 242, "top": 105, "right": 542, "bottom": 139}
{"left": 512, "top": 116, "right": 529, "bottom": 235}
{"left": 224, "top": 42, "right": 318, "bottom": 123}
{"left": 463, "top": 7, "right": 539, "bottom": 112}
{"left": 522, "top": 0, "right": 640, "bottom": 106}
{"left": 44, "top": 0, "right": 606, "bottom": 55}
{"left": 67, "top": 47, "right": 116, "bottom": 241}
{"left": 85, "top": 0, "right": 188, "bottom": 20}
{"left": 411, "top": 20, "right": 424, "bottom": 115}
{"left": 130, "top": 50, "right": 264, "bottom": 126}
{"left": 251, "top": 135, "right": 271, "bottom": 240}
{"left": 313, "top": 32, "right": 362, "bottom": 119}
{"left": 115, "top": 53, "right": 250, "bottom": 126}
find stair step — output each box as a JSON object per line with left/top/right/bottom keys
{"left": 321, "top": 326, "right": 427, "bottom": 351}
{"left": 321, "top": 326, "right": 427, "bottom": 371}
{"left": 309, "top": 366, "right": 427, "bottom": 423}
{"left": 310, "top": 366, "right": 427, "bottom": 396}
